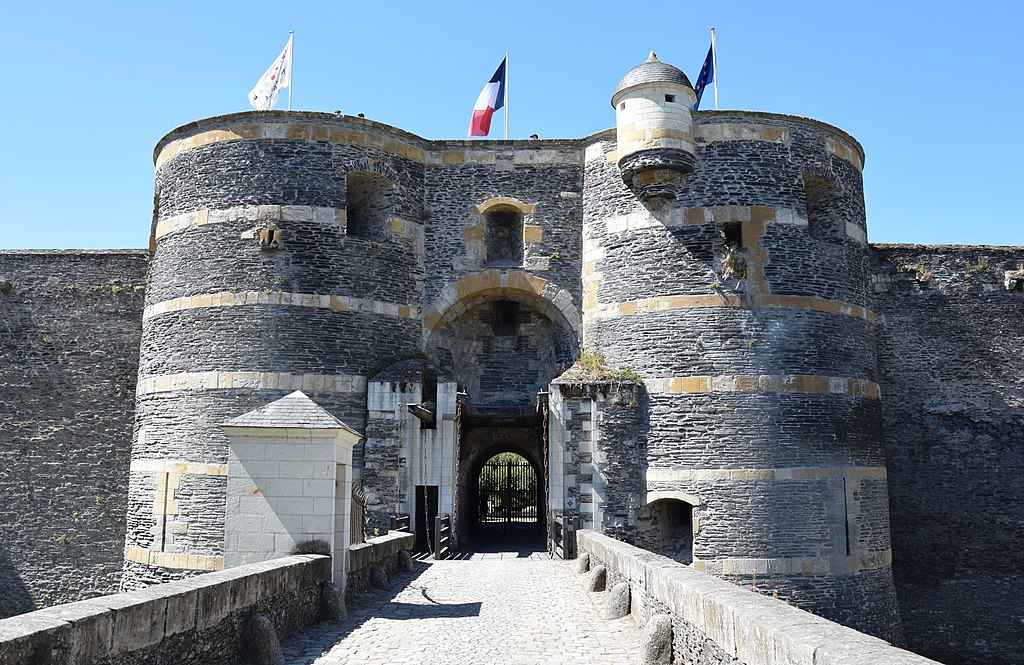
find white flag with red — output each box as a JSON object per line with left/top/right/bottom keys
{"left": 468, "top": 56, "right": 507, "bottom": 137}
{"left": 248, "top": 35, "right": 293, "bottom": 111}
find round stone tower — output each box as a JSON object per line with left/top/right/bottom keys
{"left": 122, "top": 112, "right": 424, "bottom": 588}
{"left": 611, "top": 52, "right": 697, "bottom": 204}
{"left": 582, "top": 56, "right": 902, "bottom": 642}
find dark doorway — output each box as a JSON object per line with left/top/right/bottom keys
{"left": 414, "top": 485, "right": 439, "bottom": 553}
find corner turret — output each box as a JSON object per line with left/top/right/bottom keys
{"left": 611, "top": 53, "right": 697, "bottom": 204}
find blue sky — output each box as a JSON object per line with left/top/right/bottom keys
{"left": 2, "top": 0, "right": 1021, "bottom": 249}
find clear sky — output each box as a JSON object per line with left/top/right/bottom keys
{"left": 2, "top": 0, "right": 1021, "bottom": 249}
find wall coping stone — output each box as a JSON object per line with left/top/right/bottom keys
{"left": 577, "top": 530, "right": 939, "bottom": 665}
{"left": 348, "top": 531, "right": 414, "bottom": 572}
{"left": 0, "top": 555, "right": 330, "bottom": 665}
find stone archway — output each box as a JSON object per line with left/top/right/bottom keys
{"left": 458, "top": 430, "right": 546, "bottom": 550}
{"left": 635, "top": 496, "right": 696, "bottom": 564}
{"left": 424, "top": 274, "right": 580, "bottom": 413}
{"left": 422, "top": 270, "right": 582, "bottom": 346}
{"left": 424, "top": 271, "right": 579, "bottom": 552}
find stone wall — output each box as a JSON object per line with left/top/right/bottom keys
{"left": 346, "top": 531, "right": 414, "bottom": 596}
{"left": 427, "top": 298, "right": 575, "bottom": 410}
{"left": 871, "top": 244, "right": 1024, "bottom": 665}
{"left": 0, "top": 554, "right": 329, "bottom": 665}
{"left": 577, "top": 530, "right": 939, "bottom": 665}
{"left": 0, "top": 250, "right": 148, "bottom": 618}
{"left": 420, "top": 140, "right": 584, "bottom": 412}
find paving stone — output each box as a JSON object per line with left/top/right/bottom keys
{"left": 281, "top": 553, "right": 641, "bottom": 664}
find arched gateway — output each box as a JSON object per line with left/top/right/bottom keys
{"left": 426, "top": 273, "right": 579, "bottom": 550}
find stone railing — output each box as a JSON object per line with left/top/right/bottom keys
{"left": 347, "top": 531, "right": 415, "bottom": 595}
{"left": 0, "top": 555, "right": 330, "bottom": 665}
{"left": 577, "top": 531, "right": 940, "bottom": 665}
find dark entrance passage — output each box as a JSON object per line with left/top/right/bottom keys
{"left": 478, "top": 453, "right": 538, "bottom": 525}
{"left": 458, "top": 412, "right": 546, "bottom": 554}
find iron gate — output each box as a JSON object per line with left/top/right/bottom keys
{"left": 478, "top": 456, "right": 538, "bottom": 523}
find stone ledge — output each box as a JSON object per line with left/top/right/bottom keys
{"left": 0, "top": 555, "right": 330, "bottom": 665}
{"left": 347, "top": 531, "right": 415, "bottom": 596}
{"left": 124, "top": 546, "right": 224, "bottom": 572}
{"left": 577, "top": 531, "right": 938, "bottom": 665}
{"left": 143, "top": 290, "right": 419, "bottom": 322}
{"left": 136, "top": 371, "right": 367, "bottom": 396}
{"left": 588, "top": 292, "right": 875, "bottom": 323}
{"left": 646, "top": 466, "right": 887, "bottom": 483}
{"left": 645, "top": 375, "right": 881, "bottom": 399}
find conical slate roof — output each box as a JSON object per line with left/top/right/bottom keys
{"left": 221, "top": 390, "right": 359, "bottom": 435}
{"left": 612, "top": 52, "right": 693, "bottom": 104}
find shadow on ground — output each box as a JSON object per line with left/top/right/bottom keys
{"left": 452, "top": 521, "right": 545, "bottom": 559}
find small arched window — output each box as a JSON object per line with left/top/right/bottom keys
{"left": 346, "top": 171, "right": 393, "bottom": 240}
{"left": 485, "top": 208, "right": 523, "bottom": 266}
{"left": 636, "top": 498, "right": 695, "bottom": 564}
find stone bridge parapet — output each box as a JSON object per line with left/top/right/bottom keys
{"left": 577, "top": 531, "right": 940, "bottom": 665}
{"left": 0, "top": 555, "right": 330, "bottom": 665}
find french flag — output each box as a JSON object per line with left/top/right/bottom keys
{"left": 468, "top": 56, "right": 507, "bottom": 137}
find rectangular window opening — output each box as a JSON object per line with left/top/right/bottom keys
{"left": 492, "top": 301, "right": 520, "bottom": 337}
{"left": 665, "top": 94, "right": 676, "bottom": 103}
{"left": 723, "top": 222, "right": 744, "bottom": 248}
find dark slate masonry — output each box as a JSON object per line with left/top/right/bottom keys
{"left": 0, "top": 251, "right": 147, "bottom": 618}
{"left": 871, "top": 244, "right": 1024, "bottom": 665}
{"left": 0, "top": 69, "right": 1020, "bottom": 665}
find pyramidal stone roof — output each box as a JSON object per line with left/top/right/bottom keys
{"left": 221, "top": 390, "right": 359, "bottom": 435}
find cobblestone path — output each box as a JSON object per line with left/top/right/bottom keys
{"left": 282, "top": 552, "right": 641, "bottom": 665}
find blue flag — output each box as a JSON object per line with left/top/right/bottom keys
{"left": 692, "top": 43, "right": 715, "bottom": 111}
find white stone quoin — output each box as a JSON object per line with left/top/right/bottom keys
{"left": 219, "top": 390, "right": 361, "bottom": 589}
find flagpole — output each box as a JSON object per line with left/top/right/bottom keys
{"left": 287, "top": 31, "right": 294, "bottom": 111}
{"left": 504, "top": 52, "right": 509, "bottom": 140}
{"left": 710, "top": 27, "right": 718, "bottom": 110}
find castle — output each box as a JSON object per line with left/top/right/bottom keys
{"left": 1, "top": 54, "right": 1021, "bottom": 665}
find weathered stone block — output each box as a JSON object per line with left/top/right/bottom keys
{"left": 321, "top": 581, "right": 347, "bottom": 622}
{"left": 604, "top": 582, "right": 630, "bottom": 619}
{"left": 640, "top": 614, "right": 672, "bottom": 665}
{"left": 104, "top": 588, "right": 169, "bottom": 655}
{"left": 243, "top": 613, "right": 285, "bottom": 665}
{"left": 370, "top": 566, "right": 388, "bottom": 590}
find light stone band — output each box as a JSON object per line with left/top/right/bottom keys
{"left": 136, "top": 371, "right": 366, "bottom": 396}
{"left": 645, "top": 375, "right": 881, "bottom": 399}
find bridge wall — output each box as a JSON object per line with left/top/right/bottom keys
{"left": 347, "top": 531, "right": 414, "bottom": 596}
{"left": 577, "top": 531, "right": 939, "bottom": 665}
{"left": 0, "top": 555, "right": 329, "bottom": 665}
